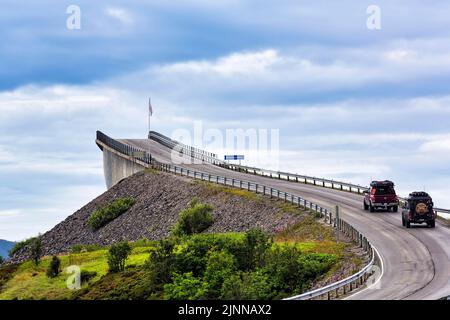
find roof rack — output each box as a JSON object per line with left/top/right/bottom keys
{"left": 408, "top": 191, "right": 431, "bottom": 198}
{"left": 370, "top": 180, "right": 394, "bottom": 187}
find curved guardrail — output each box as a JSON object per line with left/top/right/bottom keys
{"left": 97, "top": 130, "right": 379, "bottom": 300}
{"left": 149, "top": 131, "right": 222, "bottom": 165}
{"left": 147, "top": 132, "right": 450, "bottom": 218}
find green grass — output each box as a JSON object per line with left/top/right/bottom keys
{"left": 0, "top": 246, "right": 152, "bottom": 300}
{"left": 191, "top": 180, "right": 262, "bottom": 201}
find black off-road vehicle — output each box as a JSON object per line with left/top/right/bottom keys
{"left": 402, "top": 192, "right": 436, "bottom": 228}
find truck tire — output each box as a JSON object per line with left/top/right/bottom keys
{"left": 369, "top": 203, "right": 375, "bottom": 212}
{"left": 392, "top": 205, "right": 398, "bottom": 213}
{"left": 364, "top": 201, "right": 369, "bottom": 210}
{"left": 428, "top": 220, "right": 435, "bottom": 228}
{"left": 406, "top": 220, "right": 411, "bottom": 228}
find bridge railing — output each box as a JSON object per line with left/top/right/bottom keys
{"left": 97, "top": 131, "right": 153, "bottom": 164}
{"left": 149, "top": 131, "right": 222, "bottom": 165}
{"left": 97, "top": 130, "right": 379, "bottom": 300}
{"left": 148, "top": 132, "right": 450, "bottom": 217}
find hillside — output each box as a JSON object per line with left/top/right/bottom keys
{"left": 9, "top": 169, "right": 314, "bottom": 263}
{"left": 1, "top": 168, "right": 369, "bottom": 300}
{"left": 0, "top": 240, "right": 14, "bottom": 259}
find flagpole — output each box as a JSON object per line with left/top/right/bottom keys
{"left": 148, "top": 97, "right": 151, "bottom": 139}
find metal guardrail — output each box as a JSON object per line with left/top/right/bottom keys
{"left": 97, "top": 131, "right": 153, "bottom": 164}
{"left": 149, "top": 131, "right": 222, "bottom": 165}
{"left": 221, "top": 163, "right": 369, "bottom": 194}
{"left": 97, "top": 130, "right": 378, "bottom": 300}
{"left": 149, "top": 131, "right": 450, "bottom": 218}
{"left": 149, "top": 132, "right": 367, "bottom": 192}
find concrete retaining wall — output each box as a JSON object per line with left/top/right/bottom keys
{"left": 103, "top": 148, "right": 145, "bottom": 189}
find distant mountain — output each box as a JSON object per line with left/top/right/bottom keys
{"left": 0, "top": 239, "right": 15, "bottom": 259}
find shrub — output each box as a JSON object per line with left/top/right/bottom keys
{"left": 220, "top": 271, "right": 273, "bottom": 300}
{"left": 173, "top": 233, "right": 242, "bottom": 277}
{"left": 9, "top": 237, "right": 37, "bottom": 256}
{"left": 264, "top": 245, "right": 302, "bottom": 293}
{"left": 46, "top": 256, "right": 61, "bottom": 278}
{"left": 164, "top": 272, "right": 208, "bottom": 300}
{"left": 88, "top": 197, "right": 135, "bottom": 230}
{"left": 80, "top": 270, "right": 97, "bottom": 284}
{"left": 172, "top": 198, "right": 214, "bottom": 236}
{"left": 0, "top": 256, "right": 3, "bottom": 264}
{"left": 297, "top": 253, "right": 337, "bottom": 288}
{"left": 240, "top": 228, "right": 271, "bottom": 270}
{"left": 204, "top": 250, "right": 235, "bottom": 297}
{"left": 107, "top": 242, "right": 132, "bottom": 273}
{"left": 30, "top": 236, "right": 42, "bottom": 266}
{"left": 145, "top": 239, "right": 177, "bottom": 289}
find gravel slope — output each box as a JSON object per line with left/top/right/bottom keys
{"left": 9, "top": 170, "right": 308, "bottom": 263}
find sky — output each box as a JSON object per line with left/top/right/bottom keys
{"left": 1, "top": 0, "right": 450, "bottom": 241}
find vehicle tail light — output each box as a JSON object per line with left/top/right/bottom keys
{"left": 409, "top": 211, "right": 413, "bottom": 219}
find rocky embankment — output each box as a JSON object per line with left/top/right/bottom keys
{"left": 10, "top": 169, "right": 306, "bottom": 263}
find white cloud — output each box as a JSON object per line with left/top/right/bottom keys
{"left": 163, "top": 49, "right": 279, "bottom": 75}
{"left": 419, "top": 136, "right": 450, "bottom": 154}
{"left": 105, "top": 7, "right": 134, "bottom": 25}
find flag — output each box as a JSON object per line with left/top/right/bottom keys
{"left": 149, "top": 97, "right": 153, "bottom": 116}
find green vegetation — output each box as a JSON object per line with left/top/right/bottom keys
{"left": 30, "top": 236, "right": 42, "bottom": 266}
{"left": 70, "top": 244, "right": 103, "bottom": 253}
{"left": 0, "top": 246, "right": 151, "bottom": 300}
{"left": 0, "top": 200, "right": 357, "bottom": 300}
{"left": 172, "top": 198, "right": 214, "bottom": 236}
{"left": 46, "top": 256, "right": 61, "bottom": 278}
{"left": 0, "top": 256, "right": 3, "bottom": 264}
{"left": 9, "top": 237, "right": 37, "bottom": 256}
{"left": 141, "top": 230, "right": 337, "bottom": 300}
{"left": 107, "top": 242, "right": 132, "bottom": 273}
{"left": 192, "top": 180, "right": 260, "bottom": 201}
{"left": 0, "top": 231, "right": 344, "bottom": 300}
{"left": 0, "top": 264, "right": 18, "bottom": 289}
{"left": 88, "top": 197, "right": 135, "bottom": 230}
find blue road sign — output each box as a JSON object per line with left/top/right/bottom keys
{"left": 224, "top": 155, "right": 244, "bottom": 160}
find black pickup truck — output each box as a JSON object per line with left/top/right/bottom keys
{"left": 402, "top": 192, "right": 436, "bottom": 228}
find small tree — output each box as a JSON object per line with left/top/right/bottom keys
{"left": 108, "top": 242, "right": 132, "bottom": 273}
{"left": 242, "top": 228, "right": 271, "bottom": 270}
{"left": 46, "top": 256, "right": 61, "bottom": 278}
{"left": 145, "top": 239, "right": 176, "bottom": 288}
{"left": 172, "top": 198, "right": 214, "bottom": 237}
{"left": 204, "top": 250, "right": 235, "bottom": 297}
{"left": 164, "top": 272, "right": 208, "bottom": 300}
{"left": 30, "top": 236, "right": 42, "bottom": 266}
{"left": 0, "top": 256, "right": 4, "bottom": 264}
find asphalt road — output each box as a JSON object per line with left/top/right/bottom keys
{"left": 121, "top": 138, "right": 450, "bottom": 300}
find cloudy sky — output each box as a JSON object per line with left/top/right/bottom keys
{"left": 1, "top": 1, "right": 450, "bottom": 241}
